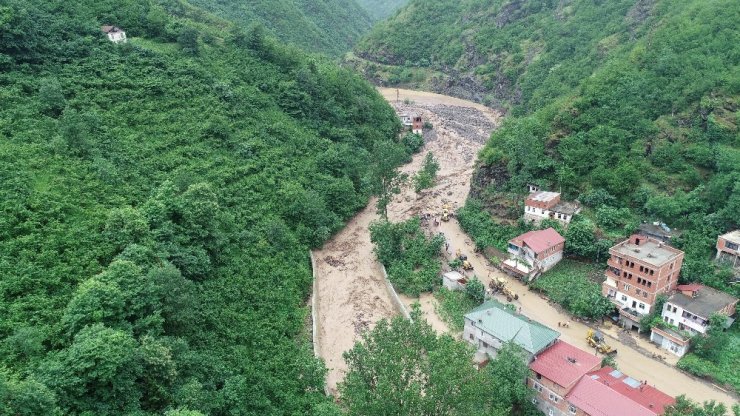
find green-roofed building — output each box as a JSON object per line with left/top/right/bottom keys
{"left": 463, "top": 300, "right": 560, "bottom": 361}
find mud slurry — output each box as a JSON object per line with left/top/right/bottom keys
{"left": 313, "top": 89, "right": 501, "bottom": 394}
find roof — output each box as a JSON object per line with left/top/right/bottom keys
{"left": 668, "top": 285, "right": 738, "bottom": 319}
{"left": 443, "top": 271, "right": 465, "bottom": 282}
{"left": 511, "top": 228, "right": 565, "bottom": 254}
{"left": 570, "top": 367, "right": 675, "bottom": 415}
{"left": 101, "top": 25, "right": 122, "bottom": 33}
{"left": 551, "top": 200, "right": 580, "bottom": 215}
{"left": 720, "top": 230, "right": 740, "bottom": 245}
{"left": 465, "top": 301, "right": 560, "bottom": 355}
{"left": 610, "top": 236, "right": 683, "bottom": 267}
{"left": 526, "top": 191, "right": 560, "bottom": 203}
{"left": 530, "top": 340, "right": 601, "bottom": 389}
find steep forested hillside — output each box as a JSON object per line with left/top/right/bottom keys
{"left": 355, "top": 0, "right": 408, "bottom": 21}
{"left": 355, "top": 0, "right": 739, "bottom": 294}
{"left": 179, "top": 0, "right": 373, "bottom": 56}
{"left": 0, "top": 0, "right": 401, "bottom": 414}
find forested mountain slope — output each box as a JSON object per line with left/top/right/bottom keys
{"left": 180, "top": 0, "right": 373, "bottom": 56}
{"left": 0, "top": 0, "right": 400, "bottom": 414}
{"left": 356, "top": 0, "right": 408, "bottom": 21}
{"left": 356, "top": 0, "right": 739, "bottom": 293}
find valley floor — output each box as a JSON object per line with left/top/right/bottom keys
{"left": 313, "top": 88, "right": 737, "bottom": 409}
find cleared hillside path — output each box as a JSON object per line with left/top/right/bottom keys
{"left": 314, "top": 88, "right": 737, "bottom": 408}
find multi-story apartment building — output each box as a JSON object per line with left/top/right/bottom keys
{"left": 528, "top": 341, "right": 601, "bottom": 416}
{"left": 602, "top": 235, "right": 684, "bottom": 330}
{"left": 524, "top": 191, "right": 581, "bottom": 226}
{"left": 650, "top": 284, "right": 737, "bottom": 357}
{"left": 716, "top": 230, "right": 740, "bottom": 268}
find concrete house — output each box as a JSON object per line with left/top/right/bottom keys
{"left": 503, "top": 228, "right": 565, "bottom": 281}
{"left": 524, "top": 191, "right": 581, "bottom": 226}
{"left": 463, "top": 301, "right": 559, "bottom": 362}
{"left": 528, "top": 340, "right": 601, "bottom": 416}
{"left": 400, "top": 112, "right": 423, "bottom": 135}
{"left": 101, "top": 26, "right": 127, "bottom": 43}
{"left": 565, "top": 367, "right": 674, "bottom": 416}
{"left": 650, "top": 284, "right": 737, "bottom": 357}
{"left": 716, "top": 230, "right": 740, "bottom": 268}
{"left": 602, "top": 235, "right": 684, "bottom": 330}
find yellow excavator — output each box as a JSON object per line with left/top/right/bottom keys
{"left": 441, "top": 203, "right": 451, "bottom": 222}
{"left": 586, "top": 329, "right": 617, "bottom": 355}
{"left": 455, "top": 249, "right": 474, "bottom": 271}
{"left": 489, "top": 277, "right": 519, "bottom": 302}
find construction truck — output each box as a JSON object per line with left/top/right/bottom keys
{"left": 441, "top": 203, "right": 451, "bottom": 222}
{"left": 457, "top": 252, "right": 474, "bottom": 271}
{"left": 586, "top": 329, "right": 617, "bottom": 355}
{"left": 488, "top": 277, "right": 519, "bottom": 302}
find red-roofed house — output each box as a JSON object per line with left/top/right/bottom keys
{"left": 565, "top": 367, "right": 675, "bottom": 416}
{"left": 528, "top": 340, "right": 601, "bottom": 416}
{"left": 503, "top": 228, "right": 565, "bottom": 281}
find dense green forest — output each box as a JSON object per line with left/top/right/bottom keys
{"left": 355, "top": 0, "right": 408, "bottom": 21}
{"left": 0, "top": 0, "right": 401, "bottom": 414}
{"left": 180, "top": 0, "right": 373, "bottom": 56}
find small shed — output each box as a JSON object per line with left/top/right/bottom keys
{"left": 443, "top": 271, "right": 467, "bottom": 291}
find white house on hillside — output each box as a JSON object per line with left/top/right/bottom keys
{"left": 101, "top": 26, "right": 127, "bottom": 43}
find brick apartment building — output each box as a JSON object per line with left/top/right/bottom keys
{"left": 602, "top": 235, "right": 684, "bottom": 330}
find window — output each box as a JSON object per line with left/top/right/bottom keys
{"left": 672, "top": 306, "right": 677, "bottom": 313}
{"left": 639, "top": 266, "right": 644, "bottom": 272}
{"left": 469, "top": 333, "right": 474, "bottom": 341}
{"left": 670, "top": 319, "right": 674, "bottom": 325}
{"left": 532, "top": 398, "right": 538, "bottom": 405}
{"left": 621, "top": 295, "right": 627, "bottom": 301}
{"left": 549, "top": 392, "right": 560, "bottom": 403}
{"left": 569, "top": 404, "right": 577, "bottom": 415}
{"left": 663, "top": 316, "right": 669, "bottom": 323}
{"left": 549, "top": 409, "right": 554, "bottom": 416}
{"left": 665, "top": 303, "right": 671, "bottom": 311}
{"left": 534, "top": 382, "right": 543, "bottom": 392}
{"left": 639, "top": 303, "right": 645, "bottom": 310}
{"left": 536, "top": 372, "right": 542, "bottom": 380}
{"left": 647, "top": 281, "right": 652, "bottom": 288}
{"left": 650, "top": 269, "right": 654, "bottom": 275}
{"left": 727, "top": 242, "right": 739, "bottom": 250}
{"left": 624, "top": 284, "right": 631, "bottom": 291}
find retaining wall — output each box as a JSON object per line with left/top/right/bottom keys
{"left": 380, "top": 264, "right": 412, "bottom": 321}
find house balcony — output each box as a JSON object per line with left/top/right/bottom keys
{"left": 620, "top": 307, "right": 644, "bottom": 322}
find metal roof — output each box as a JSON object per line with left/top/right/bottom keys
{"left": 465, "top": 301, "right": 559, "bottom": 355}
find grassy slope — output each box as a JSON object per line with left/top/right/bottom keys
{"left": 182, "top": 0, "right": 374, "bottom": 56}
{"left": 356, "top": 0, "right": 408, "bottom": 21}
